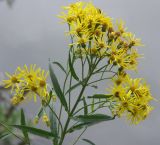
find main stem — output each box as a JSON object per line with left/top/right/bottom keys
{"left": 58, "top": 76, "right": 91, "bottom": 145}
{"left": 58, "top": 60, "right": 98, "bottom": 145}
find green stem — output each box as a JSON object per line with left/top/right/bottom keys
{"left": 68, "top": 75, "right": 72, "bottom": 112}
{"left": 63, "top": 72, "right": 69, "bottom": 94}
{"left": 89, "top": 104, "right": 109, "bottom": 114}
{"left": 93, "top": 64, "right": 109, "bottom": 74}
{"left": 87, "top": 76, "right": 113, "bottom": 85}
{"left": 58, "top": 105, "right": 63, "bottom": 135}
{"left": 58, "top": 74, "right": 90, "bottom": 145}
{"left": 47, "top": 104, "right": 64, "bottom": 133}
{"left": 100, "top": 64, "right": 109, "bottom": 79}
{"left": 58, "top": 59, "right": 101, "bottom": 145}
{"left": 73, "top": 101, "right": 107, "bottom": 116}
{"left": 72, "top": 128, "right": 87, "bottom": 145}
{"left": 93, "top": 70, "right": 117, "bottom": 75}
{"left": 81, "top": 57, "right": 84, "bottom": 80}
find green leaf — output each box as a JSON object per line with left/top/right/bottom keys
{"left": 69, "top": 114, "right": 115, "bottom": 133}
{"left": 67, "top": 122, "right": 91, "bottom": 133}
{"left": 91, "top": 99, "right": 94, "bottom": 112}
{"left": 0, "top": 132, "right": 11, "bottom": 140}
{"left": 73, "top": 114, "right": 115, "bottom": 123}
{"left": 88, "top": 94, "right": 112, "bottom": 99}
{"left": 82, "top": 139, "right": 96, "bottom": 145}
{"left": 83, "top": 97, "right": 88, "bottom": 115}
{"left": 49, "top": 63, "right": 68, "bottom": 111}
{"left": 69, "top": 52, "right": 79, "bottom": 81}
{"left": 49, "top": 109, "right": 58, "bottom": 144}
{"left": 53, "top": 61, "right": 67, "bottom": 75}
{"left": 13, "top": 125, "right": 57, "bottom": 139}
{"left": 21, "top": 109, "right": 30, "bottom": 144}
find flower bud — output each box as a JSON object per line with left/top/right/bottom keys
{"left": 33, "top": 116, "right": 39, "bottom": 125}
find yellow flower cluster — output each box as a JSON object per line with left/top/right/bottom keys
{"left": 60, "top": 2, "right": 143, "bottom": 71}
{"left": 109, "top": 73, "right": 153, "bottom": 124}
{"left": 3, "top": 64, "right": 49, "bottom": 105}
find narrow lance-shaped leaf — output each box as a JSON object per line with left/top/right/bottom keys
{"left": 91, "top": 98, "right": 94, "bottom": 112}
{"left": 21, "top": 109, "right": 30, "bottom": 144}
{"left": 49, "top": 63, "right": 68, "bottom": 111}
{"left": 69, "top": 52, "right": 79, "bottom": 81}
{"left": 83, "top": 97, "right": 88, "bottom": 115}
{"left": 49, "top": 109, "right": 58, "bottom": 144}
{"left": 69, "top": 114, "right": 115, "bottom": 133}
{"left": 67, "top": 122, "right": 92, "bottom": 133}
{"left": 53, "top": 61, "right": 67, "bottom": 75}
{"left": 82, "top": 139, "right": 96, "bottom": 145}
{"left": 13, "top": 125, "right": 57, "bottom": 139}
{"left": 88, "top": 94, "right": 113, "bottom": 99}
{"left": 0, "top": 132, "right": 11, "bottom": 140}
{"left": 73, "top": 114, "right": 115, "bottom": 123}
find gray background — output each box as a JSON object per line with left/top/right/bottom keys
{"left": 0, "top": 0, "right": 160, "bottom": 145}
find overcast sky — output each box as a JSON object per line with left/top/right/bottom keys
{"left": 0, "top": 0, "right": 160, "bottom": 145}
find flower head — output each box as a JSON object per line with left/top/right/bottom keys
{"left": 60, "top": 2, "right": 143, "bottom": 72}
{"left": 108, "top": 75, "right": 154, "bottom": 124}
{"left": 3, "top": 64, "right": 49, "bottom": 105}
{"left": 3, "top": 70, "right": 21, "bottom": 91}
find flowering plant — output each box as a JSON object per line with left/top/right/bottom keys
{"left": 0, "top": 2, "right": 155, "bottom": 145}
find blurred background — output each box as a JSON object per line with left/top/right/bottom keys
{"left": 0, "top": 0, "right": 160, "bottom": 145}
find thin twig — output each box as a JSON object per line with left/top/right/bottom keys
{"left": 47, "top": 104, "right": 64, "bottom": 133}
{"left": 87, "top": 77, "right": 112, "bottom": 85}
{"left": 72, "top": 128, "right": 87, "bottom": 145}
{"left": 73, "top": 101, "right": 107, "bottom": 116}
{"left": 58, "top": 105, "right": 63, "bottom": 135}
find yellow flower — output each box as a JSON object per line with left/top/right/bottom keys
{"left": 95, "top": 38, "right": 107, "bottom": 49}
{"left": 18, "top": 64, "right": 40, "bottom": 81}
{"left": 107, "top": 39, "right": 140, "bottom": 70}
{"left": 63, "top": 2, "right": 84, "bottom": 11}
{"left": 68, "top": 21, "right": 87, "bottom": 37}
{"left": 33, "top": 116, "right": 39, "bottom": 125}
{"left": 123, "top": 32, "right": 143, "bottom": 47}
{"left": 76, "top": 36, "right": 88, "bottom": 48}
{"left": 112, "top": 71, "right": 127, "bottom": 86}
{"left": 3, "top": 64, "right": 49, "bottom": 105}
{"left": 125, "top": 76, "right": 153, "bottom": 103}
{"left": 59, "top": 1, "right": 143, "bottom": 71}
{"left": 59, "top": 2, "right": 84, "bottom": 24}
{"left": 108, "top": 75, "right": 154, "bottom": 124}
{"left": 11, "top": 96, "right": 19, "bottom": 105}
{"left": 109, "top": 84, "right": 127, "bottom": 101}
{"left": 100, "top": 17, "right": 113, "bottom": 32}
{"left": 116, "top": 49, "right": 140, "bottom": 71}
{"left": 42, "top": 114, "right": 50, "bottom": 127}
{"left": 127, "top": 105, "right": 153, "bottom": 125}
{"left": 10, "top": 87, "right": 25, "bottom": 105}
{"left": 60, "top": 2, "right": 114, "bottom": 56}
{"left": 3, "top": 70, "right": 21, "bottom": 91}
{"left": 42, "top": 114, "right": 49, "bottom": 122}
{"left": 37, "top": 70, "right": 49, "bottom": 96}
{"left": 116, "top": 19, "right": 127, "bottom": 34}
{"left": 114, "top": 91, "right": 133, "bottom": 117}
